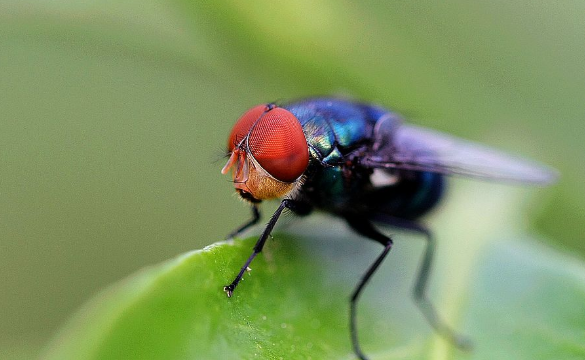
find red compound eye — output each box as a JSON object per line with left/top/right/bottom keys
{"left": 226, "top": 104, "right": 309, "bottom": 182}
{"left": 248, "top": 107, "right": 309, "bottom": 182}
{"left": 227, "top": 104, "right": 268, "bottom": 151}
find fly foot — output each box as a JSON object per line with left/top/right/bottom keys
{"left": 223, "top": 284, "right": 235, "bottom": 298}
{"left": 453, "top": 334, "right": 473, "bottom": 352}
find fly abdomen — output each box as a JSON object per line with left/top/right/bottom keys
{"left": 368, "top": 170, "right": 445, "bottom": 220}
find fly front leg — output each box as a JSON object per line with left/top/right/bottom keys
{"left": 226, "top": 204, "right": 260, "bottom": 239}
{"left": 223, "top": 199, "right": 293, "bottom": 298}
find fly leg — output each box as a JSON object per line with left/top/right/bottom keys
{"left": 344, "top": 215, "right": 394, "bottom": 360}
{"left": 372, "top": 215, "right": 472, "bottom": 350}
{"left": 223, "top": 199, "right": 292, "bottom": 298}
{"left": 226, "top": 205, "right": 260, "bottom": 239}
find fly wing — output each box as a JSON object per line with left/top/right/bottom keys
{"left": 363, "top": 119, "right": 558, "bottom": 185}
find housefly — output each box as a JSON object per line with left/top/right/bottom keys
{"left": 220, "top": 97, "right": 557, "bottom": 360}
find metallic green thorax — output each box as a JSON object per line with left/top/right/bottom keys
{"left": 285, "top": 98, "right": 385, "bottom": 164}
{"left": 283, "top": 98, "right": 444, "bottom": 219}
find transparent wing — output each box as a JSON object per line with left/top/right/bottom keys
{"left": 363, "top": 118, "right": 558, "bottom": 185}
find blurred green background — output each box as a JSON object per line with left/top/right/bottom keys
{"left": 1, "top": 1, "right": 584, "bottom": 359}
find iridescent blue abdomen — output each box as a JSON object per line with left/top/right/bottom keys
{"left": 284, "top": 98, "right": 445, "bottom": 220}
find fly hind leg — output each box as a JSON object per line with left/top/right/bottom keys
{"left": 373, "top": 215, "right": 472, "bottom": 350}
{"left": 343, "top": 215, "right": 394, "bottom": 360}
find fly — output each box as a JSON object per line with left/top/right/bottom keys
{"left": 220, "top": 98, "right": 557, "bottom": 360}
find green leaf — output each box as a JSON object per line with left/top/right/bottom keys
{"left": 42, "top": 185, "right": 585, "bottom": 360}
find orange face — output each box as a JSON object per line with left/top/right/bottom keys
{"left": 221, "top": 104, "right": 309, "bottom": 202}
